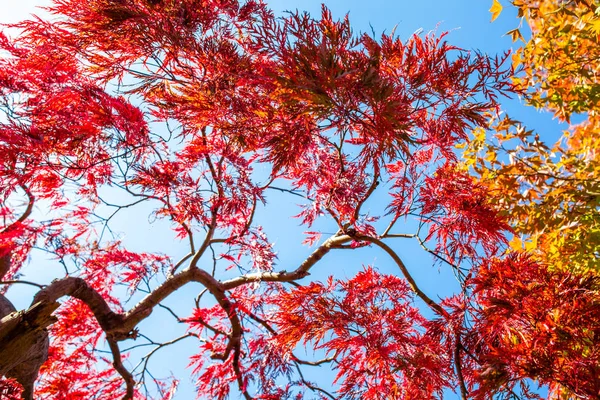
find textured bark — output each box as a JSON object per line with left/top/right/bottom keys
{"left": 0, "top": 295, "right": 54, "bottom": 400}
{"left": 32, "top": 277, "right": 123, "bottom": 335}
{"left": 0, "top": 294, "right": 15, "bottom": 318}
{"left": 0, "top": 254, "right": 10, "bottom": 281}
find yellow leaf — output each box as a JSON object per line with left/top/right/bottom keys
{"left": 490, "top": 0, "right": 503, "bottom": 22}
{"left": 505, "top": 28, "right": 525, "bottom": 43}
{"left": 524, "top": 236, "right": 538, "bottom": 252}
{"left": 473, "top": 127, "right": 486, "bottom": 142}
{"left": 485, "top": 150, "right": 497, "bottom": 163}
{"left": 589, "top": 17, "right": 600, "bottom": 35}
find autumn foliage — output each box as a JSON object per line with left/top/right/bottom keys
{"left": 463, "top": 0, "right": 600, "bottom": 396}
{"left": 470, "top": 0, "right": 600, "bottom": 273}
{"left": 0, "top": 0, "right": 598, "bottom": 399}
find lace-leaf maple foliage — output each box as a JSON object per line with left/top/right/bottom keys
{"left": 0, "top": 1, "right": 598, "bottom": 399}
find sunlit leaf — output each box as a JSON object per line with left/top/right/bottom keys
{"left": 490, "top": 0, "right": 504, "bottom": 22}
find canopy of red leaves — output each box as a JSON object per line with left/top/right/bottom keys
{"left": 0, "top": 1, "right": 596, "bottom": 399}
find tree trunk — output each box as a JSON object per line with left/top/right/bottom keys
{"left": 0, "top": 295, "right": 55, "bottom": 400}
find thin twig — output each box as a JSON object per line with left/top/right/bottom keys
{"left": 293, "top": 360, "right": 336, "bottom": 399}
{"left": 356, "top": 235, "right": 448, "bottom": 317}
{"left": 292, "top": 355, "right": 335, "bottom": 366}
{"left": 0, "top": 280, "right": 46, "bottom": 289}
{"left": 108, "top": 340, "right": 136, "bottom": 400}
{"left": 352, "top": 171, "right": 380, "bottom": 222}
{"left": 382, "top": 233, "right": 416, "bottom": 239}
{"left": 134, "top": 333, "right": 197, "bottom": 376}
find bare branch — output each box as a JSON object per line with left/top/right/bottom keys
{"left": 221, "top": 234, "right": 352, "bottom": 291}
{"left": 267, "top": 186, "right": 312, "bottom": 200}
{"left": 157, "top": 303, "right": 183, "bottom": 323}
{"left": 454, "top": 336, "right": 469, "bottom": 400}
{"left": 133, "top": 333, "right": 197, "bottom": 378}
{"left": 292, "top": 355, "right": 335, "bottom": 366}
{"left": 0, "top": 255, "right": 10, "bottom": 285}
{"left": 0, "top": 300, "right": 54, "bottom": 399}
{"left": 382, "top": 215, "right": 400, "bottom": 238}
{"left": 352, "top": 172, "right": 380, "bottom": 222}
{"left": 415, "top": 234, "right": 461, "bottom": 272}
{"left": 108, "top": 339, "right": 136, "bottom": 400}
{"left": 382, "top": 233, "right": 416, "bottom": 239}
{"left": 293, "top": 359, "right": 336, "bottom": 400}
{"left": 169, "top": 252, "right": 193, "bottom": 276}
{"left": 0, "top": 280, "right": 46, "bottom": 289}
{"left": 12, "top": 184, "right": 35, "bottom": 228}
{"left": 0, "top": 301, "right": 56, "bottom": 375}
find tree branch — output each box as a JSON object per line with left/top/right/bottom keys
{"left": 1, "top": 233, "right": 354, "bottom": 399}
{"left": 382, "top": 233, "right": 416, "bottom": 239}
{"left": 0, "top": 300, "right": 53, "bottom": 399}
{"left": 119, "top": 266, "right": 226, "bottom": 337}
{"left": 108, "top": 339, "right": 136, "bottom": 400}
{"left": 352, "top": 172, "right": 380, "bottom": 222}
{"left": 0, "top": 185, "right": 35, "bottom": 280}
{"left": 0, "top": 301, "right": 56, "bottom": 375}
{"left": 12, "top": 185, "right": 35, "bottom": 228}
{"left": 133, "top": 333, "right": 196, "bottom": 383}
{"left": 356, "top": 235, "right": 448, "bottom": 317}
{"left": 0, "top": 255, "right": 10, "bottom": 286}
{"left": 0, "top": 280, "right": 45, "bottom": 289}
{"left": 221, "top": 234, "right": 351, "bottom": 291}
{"left": 454, "top": 336, "right": 469, "bottom": 400}
{"left": 32, "top": 277, "right": 122, "bottom": 334}
{"left": 292, "top": 355, "right": 335, "bottom": 366}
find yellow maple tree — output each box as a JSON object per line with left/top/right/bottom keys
{"left": 464, "top": 0, "right": 600, "bottom": 273}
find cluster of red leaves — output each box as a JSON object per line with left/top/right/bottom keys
{"left": 34, "top": 241, "right": 131, "bottom": 399}
{"left": 37, "top": 299, "right": 128, "bottom": 399}
{"left": 0, "top": 20, "right": 152, "bottom": 290}
{"left": 0, "top": 221, "right": 39, "bottom": 288}
{"left": 0, "top": 0, "right": 544, "bottom": 398}
{"left": 83, "top": 243, "right": 171, "bottom": 294}
{"left": 420, "top": 163, "right": 511, "bottom": 263}
{"left": 467, "top": 253, "right": 600, "bottom": 399}
{"left": 0, "top": 30, "right": 149, "bottom": 180}
{"left": 0, "top": 377, "right": 23, "bottom": 400}
{"left": 291, "top": 146, "right": 370, "bottom": 227}
{"left": 189, "top": 338, "right": 297, "bottom": 400}
{"left": 248, "top": 7, "right": 512, "bottom": 167}
{"left": 273, "top": 267, "right": 452, "bottom": 399}
{"left": 39, "top": 0, "right": 513, "bottom": 229}
{"left": 187, "top": 285, "right": 297, "bottom": 399}
{"left": 386, "top": 147, "right": 436, "bottom": 218}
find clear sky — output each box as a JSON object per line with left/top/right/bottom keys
{"left": 1, "top": 1, "right": 560, "bottom": 398}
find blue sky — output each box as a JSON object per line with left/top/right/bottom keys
{"left": 1, "top": 1, "right": 561, "bottom": 398}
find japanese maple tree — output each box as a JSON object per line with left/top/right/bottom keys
{"left": 1, "top": 1, "right": 599, "bottom": 399}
